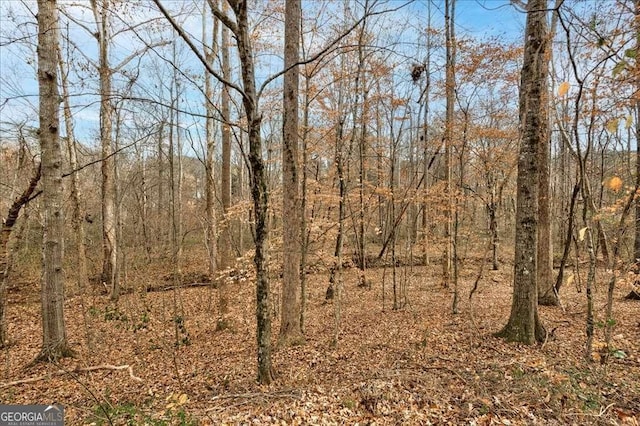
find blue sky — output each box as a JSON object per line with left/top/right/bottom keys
{"left": 0, "top": 0, "right": 527, "bottom": 147}
{"left": 455, "top": 0, "right": 525, "bottom": 40}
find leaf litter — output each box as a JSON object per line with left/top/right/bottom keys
{"left": 1, "top": 255, "right": 639, "bottom": 425}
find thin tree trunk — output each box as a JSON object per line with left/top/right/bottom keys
{"left": 58, "top": 46, "right": 89, "bottom": 298}
{"left": 333, "top": 125, "right": 346, "bottom": 345}
{"left": 204, "top": 0, "right": 218, "bottom": 281}
{"left": 421, "top": 13, "right": 431, "bottom": 266}
{"left": 91, "top": 0, "right": 118, "bottom": 301}
{"left": 157, "top": 121, "right": 165, "bottom": 250}
{"left": 59, "top": 40, "right": 93, "bottom": 349}
{"left": 139, "top": 149, "right": 151, "bottom": 261}
{"left": 220, "top": 1, "right": 232, "bottom": 271}
{"left": 489, "top": 189, "right": 499, "bottom": 270}
{"left": 300, "top": 75, "right": 311, "bottom": 333}
{"left": 633, "top": 0, "right": 640, "bottom": 272}
{"left": 555, "top": 181, "right": 580, "bottom": 293}
{"left": 443, "top": 0, "right": 455, "bottom": 288}
{"left": 229, "top": 0, "right": 274, "bottom": 384}
{"left": 356, "top": 12, "right": 369, "bottom": 288}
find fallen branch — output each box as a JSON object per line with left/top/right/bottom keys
{"left": 0, "top": 364, "right": 142, "bottom": 388}
{"left": 146, "top": 282, "right": 215, "bottom": 293}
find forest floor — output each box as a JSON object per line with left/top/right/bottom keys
{"left": 1, "top": 251, "right": 640, "bottom": 425}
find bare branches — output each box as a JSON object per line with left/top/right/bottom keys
{"left": 150, "top": 0, "right": 247, "bottom": 102}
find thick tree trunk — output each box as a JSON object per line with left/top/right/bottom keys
{"left": 36, "top": 0, "right": 72, "bottom": 360}
{"left": 495, "top": 0, "right": 548, "bottom": 344}
{"left": 279, "top": 0, "right": 303, "bottom": 346}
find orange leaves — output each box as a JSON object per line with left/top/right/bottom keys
{"left": 557, "top": 81, "right": 570, "bottom": 97}
{"left": 607, "top": 176, "right": 623, "bottom": 192}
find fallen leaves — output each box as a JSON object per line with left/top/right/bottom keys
{"left": 0, "top": 257, "right": 639, "bottom": 424}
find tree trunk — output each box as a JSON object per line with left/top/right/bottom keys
{"left": 300, "top": 74, "right": 312, "bottom": 333}
{"left": 634, "top": 0, "right": 640, "bottom": 267}
{"left": 630, "top": 0, "right": 640, "bottom": 299}
{"left": 220, "top": 2, "right": 232, "bottom": 271}
{"left": 356, "top": 13, "right": 369, "bottom": 287}
{"left": 231, "top": 0, "right": 274, "bottom": 384}
{"left": 91, "top": 0, "right": 118, "bottom": 301}
{"left": 495, "top": 0, "right": 548, "bottom": 344}
{"left": 59, "top": 50, "right": 89, "bottom": 299}
{"left": 442, "top": 0, "right": 455, "bottom": 288}
{"left": 59, "top": 42, "right": 94, "bottom": 349}
{"left": 537, "top": 109, "right": 557, "bottom": 306}
{"left": 421, "top": 11, "right": 432, "bottom": 266}
{"left": 37, "top": 0, "right": 72, "bottom": 360}
{"left": 489, "top": 192, "right": 499, "bottom": 270}
{"left": 279, "top": 0, "right": 303, "bottom": 346}
{"left": 204, "top": 0, "right": 218, "bottom": 281}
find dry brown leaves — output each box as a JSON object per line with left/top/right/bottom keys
{"left": 1, "top": 252, "right": 639, "bottom": 425}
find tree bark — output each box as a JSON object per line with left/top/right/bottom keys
{"left": 279, "top": 0, "right": 303, "bottom": 346}
{"left": 634, "top": 0, "right": 640, "bottom": 267}
{"left": 495, "top": 0, "right": 548, "bottom": 344}
{"left": 442, "top": 0, "right": 455, "bottom": 288}
{"left": 37, "top": 0, "right": 72, "bottom": 360}
{"left": 58, "top": 49, "right": 89, "bottom": 298}
{"left": 230, "top": 0, "right": 274, "bottom": 384}
{"left": 204, "top": 0, "right": 218, "bottom": 281}
{"left": 220, "top": 1, "right": 232, "bottom": 271}
{"left": 537, "top": 105, "right": 557, "bottom": 306}
{"left": 91, "top": 0, "right": 118, "bottom": 301}
{"left": 630, "top": 0, "right": 640, "bottom": 299}
{"left": 421, "top": 7, "right": 432, "bottom": 266}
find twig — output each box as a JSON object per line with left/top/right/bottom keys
{"left": 0, "top": 364, "right": 142, "bottom": 388}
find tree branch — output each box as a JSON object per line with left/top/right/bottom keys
{"left": 150, "top": 0, "right": 248, "bottom": 103}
